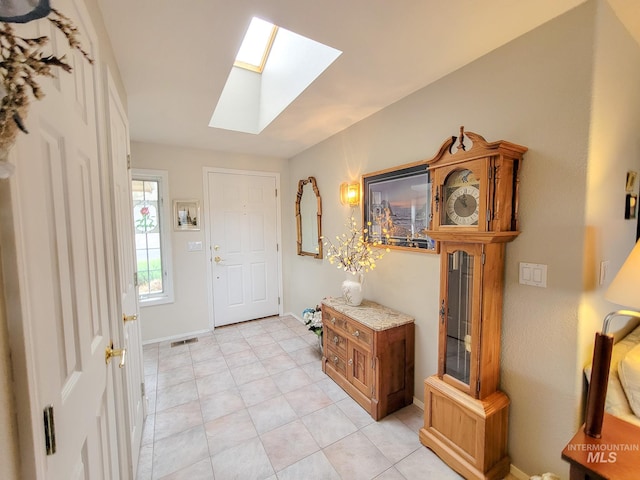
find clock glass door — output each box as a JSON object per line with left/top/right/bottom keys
{"left": 444, "top": 249, "right": 474, "bottom": 387}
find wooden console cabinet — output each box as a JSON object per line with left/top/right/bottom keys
{"left": 321, "top": 297, "right": 415, "bottom": 420}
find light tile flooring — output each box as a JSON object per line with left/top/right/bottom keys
{"left": 137, "top": 315, "right": 463, "bottom": 480}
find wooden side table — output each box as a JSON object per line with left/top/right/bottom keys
{"left": 562, "top": 413, "right": 640, "bottom": 480}
{"left": 321, "top": 297, "right": 415, "bottom": 420}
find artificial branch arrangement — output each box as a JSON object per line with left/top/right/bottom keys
{"left": 323, "top": 215, "right": 391, "bottom": 275}
{"left": 0, "top": 7, "right": 93, "bottom": 150}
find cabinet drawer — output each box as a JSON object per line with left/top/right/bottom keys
{"left": 344, "top": 321, "right": 372, "bottom": 348}
{"left": 325, "top": 327, "right": 347, "bottom": 356}
{"left": 323, "top": 308, "right": 348, "bottom": 332}
{"left": 326, "top": 349, "right": 346, "bottom": 376}
{"left": 323, "top": 306, "right": 373, "bottom": 348}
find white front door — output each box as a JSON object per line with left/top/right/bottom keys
{"left": 0, "top": 2, "right": 119, "bottom": 479}
{"left": 206, "top": 170, "right": 281, "bottom": 327}
{"left": 106, "top": 70, "right": 144, "bottom": 477}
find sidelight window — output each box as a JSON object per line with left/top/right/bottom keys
{"left": 132, "top": 169, "right": 174, "bottom": 305}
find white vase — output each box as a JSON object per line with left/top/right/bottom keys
{"left": 342, "top": 272, "right": 364, "bottom": 306}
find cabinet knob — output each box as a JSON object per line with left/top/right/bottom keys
{"left": 331, "top": 317, "right": 336, "bottom": 324}
{"left": 352, "top": 330, "right": 360, "bottom": 338}
{"left": 348, "top": 358, "right": 353, "bottom": 366}
{"left": 333, "top": 356, "right": 339, "bottom": 364}
{"left": 333, "top": 336, "right": 339, "bottom": 344}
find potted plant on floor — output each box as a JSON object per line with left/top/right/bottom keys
{"left": 303, "top": 306, "right": 323, "bottom": 354}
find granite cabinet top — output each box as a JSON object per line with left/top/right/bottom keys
{"left": 321, "top": 297, "right": 414, "bottom": 331}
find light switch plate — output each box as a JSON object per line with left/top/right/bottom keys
{"left": 187, "top": 241, "right": 203, "bottom": 252}
{"left": 519, "top": 262, "right": 547, "bottom": 288}
{"left": 599, "top": 260, "right": 609, "bottom": 285}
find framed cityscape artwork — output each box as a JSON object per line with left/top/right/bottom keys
{"left": 362, "top": 161, "right": 436, "bottom": 252}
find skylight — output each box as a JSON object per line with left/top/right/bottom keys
{"left": 233, "top": 17, "right": 278, "bottom": 73}
{"left": 210, "top": 17, "right": 342, "bottom": 135}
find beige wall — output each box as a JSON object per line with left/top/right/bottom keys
{"left": 286, "top": 1, "right": 640, "bottom": 476}
{"left": 131, "top": 142, "right": 290, "bottom": 341}
{"left": 579, "top": 1, "right": 640, "bottom": 360}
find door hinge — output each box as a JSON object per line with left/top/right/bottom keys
{"left": 275, "top": 188, "right": 278, "bottom": 197}
{"left": 134, "top": 272, "right": 139, "bottom": 287}
{"left": 476, "top": 378, "right": 481, "bottom": 396}
{"left": 278, "top": 297, "right": 281, "bottom": 305}
{"left": 43, "top": 404, "right": 56, "bottom": 455}
{"left": 127, "top": 154, "right": 131, "bottom": 170}
{"left": 481, "top": 252, "right": 486, "bottom": 265}
{"left": 277, "top": 244, "right": 279, "bottom": 252}
{"left": 141, "top": 382, "right": 145, "bottom": 397}
{"left": 372, "top": 357, "right": 376, "bottom": 370}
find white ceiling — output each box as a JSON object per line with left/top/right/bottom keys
{"left": 96, "top": 0, "right": 640, "bottom": 159}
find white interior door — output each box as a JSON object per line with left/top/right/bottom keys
{"left": 3, "top": 2, "right": 119, "bottom": 478}
{"left": 207, "top": 171, "right": 280, "bottom": 327}
{"left": 106, "top": 70, "right": 144, "bottom": 477}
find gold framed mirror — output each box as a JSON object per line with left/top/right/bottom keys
{"left": 296, "top": 176, "right": 323, "bottom": 258}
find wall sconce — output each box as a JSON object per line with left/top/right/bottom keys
{"left": 340, "top": 182, "right": 360, "bottom": 206}
{"left": 584, "top": 240, "right": 640, "bottom": 437}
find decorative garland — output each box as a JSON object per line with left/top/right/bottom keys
{"left": 0, "top": 7, "right": 93, "bottom": 151}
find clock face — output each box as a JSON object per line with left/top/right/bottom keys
{"left": 443, "top": 169, "right": 480, "bottom": 226}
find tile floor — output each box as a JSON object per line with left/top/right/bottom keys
{"left": 137, "top": 314, "right": 463, "bottom": 480}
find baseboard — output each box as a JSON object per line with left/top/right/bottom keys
{"left": 413, "top": 396, "right": 425, "bottom": 410}
{"left": 508, "top": 465, "right": 529, "bottom": 479}
{"left": 141, "top": 328, "right": 211, "bottom": 345}
{"left": 286, "top": 312, "right": 305, "bottom": 323}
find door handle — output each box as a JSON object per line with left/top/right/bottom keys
{"left": 105, "top": 341, "right": 126, "bottom": 368}
{"left": 214, "top": 256, "right": 226, "bottom": 264}
{"left": 123, "top": 314, "right": 138, "bottom": 323}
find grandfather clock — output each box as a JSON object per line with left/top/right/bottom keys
{"left": 419, "top": 128, "right": 527, "bottom": 480}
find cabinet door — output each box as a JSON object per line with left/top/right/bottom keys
{"left": 438, "top": 243, "right": 483, "bottom": 397}
{"left": 347, "top": 341, "right": 372, "bottom": 398}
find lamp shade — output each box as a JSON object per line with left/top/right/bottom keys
{"left": 605, "top": 240, "right": 640, "bottom": 311}
{"left": 340, "top": 182, "right": 360, "bottom": 206}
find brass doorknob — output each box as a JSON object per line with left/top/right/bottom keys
{"left": 105, "top": 341, "right": 126, "bottom": 368}
{"left": 123, "top": 314, "right": 138, "bottom": 323}
{"left": 214, "top": 256, "right": 226, "bottom": 264}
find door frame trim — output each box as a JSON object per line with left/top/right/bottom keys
{"left": 202, "top": 167, "right": 283, "bottom": 330}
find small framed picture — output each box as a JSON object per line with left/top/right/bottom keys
{"left": 173, "top": 199, "right": 200, "bottom": 231}
{"left": 625, "top": 194, "right": 637, "bottom": 220}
